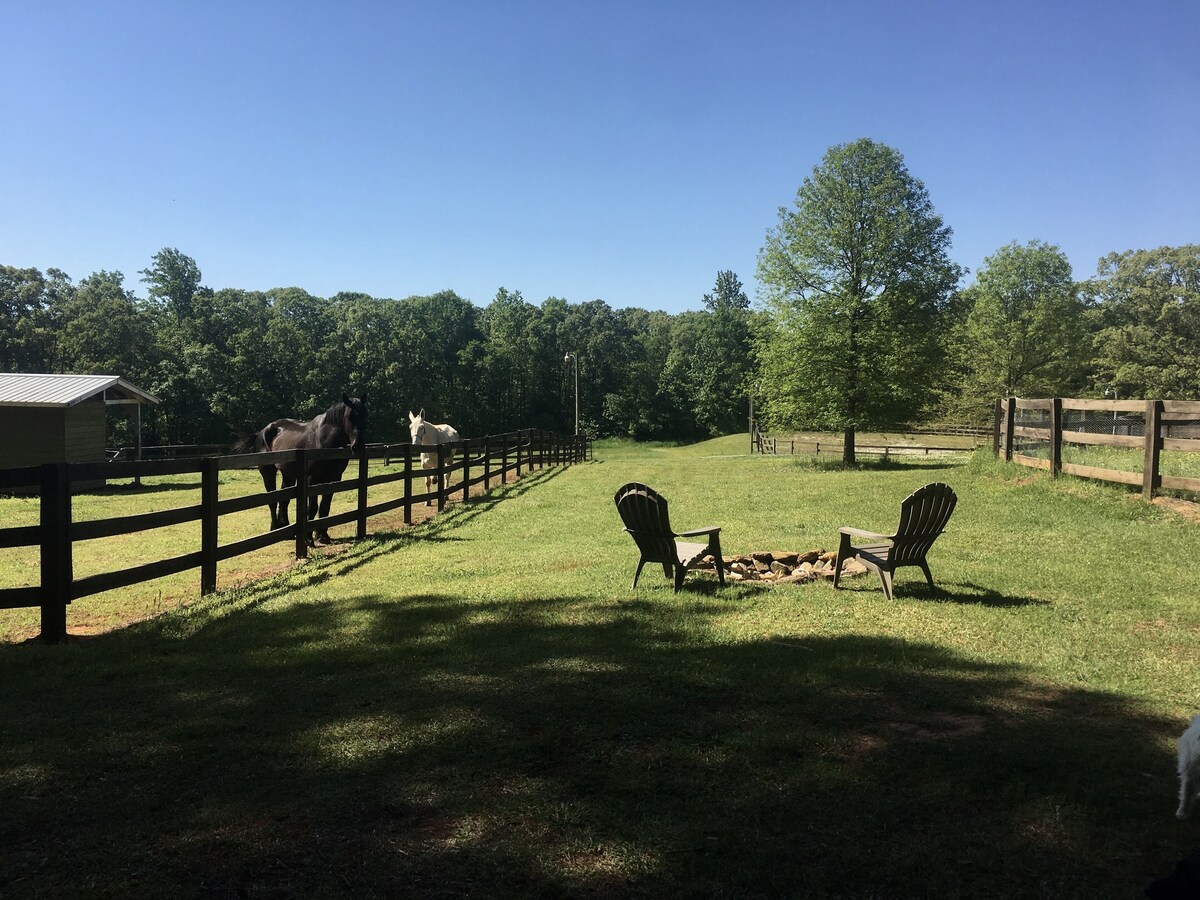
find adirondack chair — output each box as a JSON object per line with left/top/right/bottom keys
{"left": 614, "top": 482, "right": 725, "bottom": 592}
{"left": 833, "top": 482, "right": 957, "bottom": 601}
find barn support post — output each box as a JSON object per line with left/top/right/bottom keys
{"left": 515, "top": 431, "right": 524, "bottom": 478}
{"left": 356, "top": 449, "right": 369, "bottom": 540}
{"left": 39, "top": 462, "right": 71, "bottom": 644}
{"left": 403, "top": 447, "right": 413, "bottom": 525}
{"left": 436, "top": 443, "right": 446, "bottom": 512}
{"left": 200, "top": 457, "right": 219, "bottom": 594}
{"left": 1144, "top": 399, "right": 1163, "bottom": 499}
{"left": 134, "top": 402, "right": 143, "bottom": 487}
{"left": 294, "top": 449, "right": 309, "bottom": 560}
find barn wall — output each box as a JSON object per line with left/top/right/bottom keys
{"left": 64, "top": 398, "right": 107, "bottom": 463}
{"left": 0, "top": 407, "right": 65, "bottom": 469}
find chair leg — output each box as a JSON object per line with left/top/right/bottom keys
{"left": 833, "top": 533, "right": 851, "bottom": 589}
{"left": 673, "top": 565, "right": 686, "bottom": 593}
{"left": 917, "top": 560, "right": 934, "bottom": 589}
{"left": 879, "top": 569, "right": 894, "bottom": 602}
{"left": 711, "top": 534, "right": 725, "bottom": 586}
{"left": 632, "top": 559, "right": 647, "bottom": 589}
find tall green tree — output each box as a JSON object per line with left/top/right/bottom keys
{"left": 956, "top": 240, "right": 1084, "bottom": 413}
{"left": 0, "top": 265, "right": 72, "bottom": 371}
{"left": 756, "top": 138, "right": 962, "bottom": 463}
{"left": 692, "top": 270, "right": 753, "bottom": 436}
{"left": 1087, "top": 244, "right": 1200, "bottom": 398}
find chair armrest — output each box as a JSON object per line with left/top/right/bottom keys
{"left": 838, "top": 526, "right": 891, "bottom": 541}
{"left": 678, "top": 526, "right": 720, "bottom": 538}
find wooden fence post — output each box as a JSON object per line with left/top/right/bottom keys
{"left": 403, "top": 447, "right": 413, "bottom": 525}
{"left": 1003, "top": 397, "right": 1016, "bottom": 461}
{"left": 1050, "top": 397, "right": 1063, "bottom": 477}
{"left": 461, "top": 439, "right": 471, "bottom": 503}
{"left": 356, "top": 450, "right": 369, "bottom": 540}
{"left": 992, "top": 398, "right": 1003, "bottom": 457}
{"left": 483, "top": 436, "right": 491, "bottom": 491}
{"left": 201, "top": 456, "right": 219, "bottom": 595}
{"left": 1144, "top": 399, "right": 1162, "bottom": 499}
{"left": 437, "top": 443, "right": 446, "bottom": 512}
{"left": 294, "top": 448, "right": 309, "bottom": 560}
{"left": 39, "top": 462, "right": 71, "bottom": 644}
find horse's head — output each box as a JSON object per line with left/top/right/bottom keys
{"left": 408, "top": 408, "right": 429, "bottom": 446}
{"left": 342, "top": 393, "right": 368, "bottom": 454}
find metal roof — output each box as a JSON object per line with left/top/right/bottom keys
{"left": 0, "top": 373, "right": 160, "bottom": 408}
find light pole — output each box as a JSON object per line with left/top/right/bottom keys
{"left": 564, "top": 352, "right": 578, "bottom": 435}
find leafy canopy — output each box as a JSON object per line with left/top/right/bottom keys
{"left": 756, "top": 138, "right": 962, "bottom": 461}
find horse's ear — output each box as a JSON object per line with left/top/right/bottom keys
{"left": 343, "top": 393, "right": 351, "bottom": 406}
{"left": 359, "top": 392, "right": 367, "bottom": 406}
{"left": 418, "top": 407, "right": 425, "bottom": 418}
{"left": 409, "top": 411, "right": 416, "bottom": 422}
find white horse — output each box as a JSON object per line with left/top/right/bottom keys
{"left": 409, "top": 409, "right": 461, "bottom": 504}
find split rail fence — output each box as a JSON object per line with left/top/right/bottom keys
{"left": 0, "top": 428, "right": 590, "bottom": 643}
{"left": 993, "top": 397, "right": 1200, "bottom": 498}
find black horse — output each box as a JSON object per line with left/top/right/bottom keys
{"left": 233, "top": 394, "right": 368, "bottom": 544}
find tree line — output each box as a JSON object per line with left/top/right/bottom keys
{"left": 0, "top": 251, "right": 755, "bottom": 446}
{"left": 2, "top": 137, "right": 1196, "bottom": 459}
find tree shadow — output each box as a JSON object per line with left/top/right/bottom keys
{"left": 0, "top": 588, "right": 1188, "bottom": 897}
{"left": 833, "top": 579, "right": 1050, "bottom": 608}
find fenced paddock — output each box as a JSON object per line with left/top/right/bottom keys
{"left": 0, "top": 428, "right": 589, "bottom": 643}
{"left": 994, "top": 397, "right": 1200, "bottom": 498}
{"left": 3, "top": 437, "right": 1199, "bottom": 897}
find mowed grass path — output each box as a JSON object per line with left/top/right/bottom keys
{"left": 2, "top": 438, "right": 1199, "bottom": 897}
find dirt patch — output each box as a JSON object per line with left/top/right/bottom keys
{"left": 1153, "top": 495, "right": 1200, "bottom": 522}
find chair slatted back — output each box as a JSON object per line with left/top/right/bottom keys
{"left": 614, "top": 482, "right": 678, "bottom": 563}
{"left": 890, "top": 482, "right": 957, "bottom": 565}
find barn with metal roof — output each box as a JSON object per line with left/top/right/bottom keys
{"left": 0, "top": 374, "right": 159, "bottom": 480}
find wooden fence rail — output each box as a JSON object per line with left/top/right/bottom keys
{"left": 0, "top": 428, "right": 590, "bottom": 643}
{"left": 993, "top": 397, "right": 1200, "bottom": 498}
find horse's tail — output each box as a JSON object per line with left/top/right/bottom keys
{"left": 232, "top": 424, "right": 277, "bottom": 455}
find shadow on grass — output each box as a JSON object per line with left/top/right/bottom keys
{"left": 833, "top": 579, "right": 1050, "bottom": 608}
{"left": 0, "top": 583, "right": 1188, "bottom": 898}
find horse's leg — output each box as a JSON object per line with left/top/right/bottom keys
{"left": 279, "top": 471, "right": 294, "bottom": 527}
{"left": 260, "top": 465, "right": 279, "bottom": 529}
{"left": 315, "top": 486, "right": 333, "bottom": 543}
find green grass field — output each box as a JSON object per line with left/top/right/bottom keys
{"left": 2, "top": 439, "right": 1198, "bottom": 897}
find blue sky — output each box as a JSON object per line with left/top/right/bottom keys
{"left": 2, "top": 1, "right": 1196, "bottom": 314}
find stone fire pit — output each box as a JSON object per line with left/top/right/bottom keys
{"left": 693, "top": 549, "right": 868, "bottom": 584}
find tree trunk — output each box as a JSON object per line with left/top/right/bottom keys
{"left": 842, "top": 427, "right": 856, "bottom": 465}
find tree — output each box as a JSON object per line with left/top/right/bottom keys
{"left": 756, "top": 138, "right": 962, "bottom": 463}
{"left": 140, "top": 247, "right": 202, "bottom": 321}
{"left": 957, "top": 240, "right": 1085, "bottom": 413}
{"left": 691, "top": 270, "right": 753, "bottom": 436}
{"left": 1087, "top": 244, "right": 1200, "bottom": 398}
{"left": 0, "top": 265, "right": 72, "bottom": 371}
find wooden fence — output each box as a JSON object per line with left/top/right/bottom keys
{"left": 0, "top": 428, "right": 589, "bottom": 644}
{"left": 993, "top": 397, "right": 1200, "bottom": 498}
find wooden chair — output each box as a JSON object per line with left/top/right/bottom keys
{"left": 614, "top": 482, "right": 725, "bottom": 592}
{"left": 833, "top": 482, "right": 957, "bottom": 601}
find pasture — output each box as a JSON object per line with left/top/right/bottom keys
{"left": 2, "top": 438, "right": 1198, "bottom": 897}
